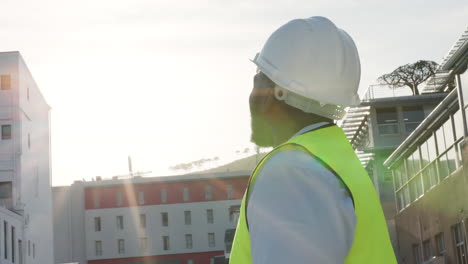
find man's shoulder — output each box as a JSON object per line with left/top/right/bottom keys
{"left": 259, "top": 146, "right": 328, "bottom": 174}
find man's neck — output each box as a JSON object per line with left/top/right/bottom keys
{"left": 270, "top": 120, "right": 329, "bottom": 147}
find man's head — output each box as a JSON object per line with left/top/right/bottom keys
{"left": 249, "top": 71, "right": 332, "bottom": 147}
{"left": 249, "top": 16, "right": 361, "bottom": 147}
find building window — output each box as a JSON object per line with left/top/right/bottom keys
{"left": 403, "top": 105, "right": 425, "bottom": 133}
{"left": 229, "top": 205, "right": 241, "bottom": 223}
{"left": 116, "top": 191, "right": 123, "bottom": 206}
{"left": 0, "top": 182, "right": 12, "bottom": 199}
{"left": 32, "top": 243, "right": 35, "bottom": 258}
{"left": 205, "top": 185, "right": 212, "bottom": 200}
{"left": 94, "top": 192, "right": 100, "bottom": 208}
{"left": 138, "top": 191, "right": 145, "bottom": 205}
{"left": 460, "top": 67, "right": 468, "bottom": 109}
{"left": 413, "top": 243, "right": 422, "bottom": 264}
{"left": 11, "top": 226, "right": 15, "bottom": 263}
{"left": 383, "top": 170, "right": 393, "bottom": 182}
{"left": 185, "top": 234, "right": 193, "bottom": 249}
{"left": 28, "top": 133, "right": 31, "bottom": 149}
{"left": 187, "top": 260, "right": 194, "bottom": 264}
{"left": 1, "top": 125, "right": 11, "bottom": 140}
{"left": 140, "top": 214, "right": 146, "bottom": 228}
{"left": 161, "top": 189, "right": 167, "bottom": 203}
{"left": 436, "top": 233, "right": 446, "bottom": 256}
{"left": 28, "top": 240, "right": 30, "bottom": 256}
{"left": 27, "top": 86, "right": 29, "bottom": 100}
{"left": 227, "top": 184, "right": 234, "bottom": 199}
{"left": 183, "top": 187, "right": 190, "bottom": 202}
{"left": 163, "top": 236, "right": 170, "bottom": 250}
{"left": 207, "top": 209, "right": 214, "bottom": 224}
{"left": 4, "top": 221, "right": 8, "bottom": 260}
{"left": 184, "top": 210, "right": 191, "bottom": 225}
{"left": 1, "top": 75, "right": 11, "bottom": 90}
{"left": 161, "top": 212, "right": 168, "bottom": 227}
{"left": 376, "top": 107, "right": 399, "bottom": 135}
{"left": 94, "top": 217, "right": 101, "bottom": 232}
{"left": 423, "top": 239, "right": 433, "bottom": 261}
{"left": 208, "top": 233, "right": 215, "bottom": 248}
{"left": 118, "top": 239, "right": 125, "bottom": 255}
{"left": 139, "top": 237, "right": 148, "bottom": 252}
{"left": 454, "top": 109, "right": 465, "bottom": 141}
{"left": 95, "top": 241, "right": 102, "bottom": 256}
{"left": 452, "top": 223, "right": 467, "bottom": 264}
{"left": 18, "top": 240, "right": 22, "bottom": 264}
{"left": 116, "top": 216, "right": 124, "bottom": 230}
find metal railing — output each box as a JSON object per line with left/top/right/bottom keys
{"left": 361, "top": 84, "right": 414, "bottom": 101}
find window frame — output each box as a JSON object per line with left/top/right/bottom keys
{"left": 208, "top": 233, "right": 215, "bottom": 248}
{"left": 1, "top": 124, "right": 12, "bottom": 140}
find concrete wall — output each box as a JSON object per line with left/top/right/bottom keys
{"left": 0, "top": 207, "right": 25, "bottom": 264}
{"left": 0, "top": 51, "right": 54, "bottom": 264}
{"left": 17, "top": 51, "right": 54, "bottom": 264}
{"left": 85, "top": 199, "right": 240, "bottom": 261}
{"left": 395, "top": 166, "right": 466, "bottom": 264}
{"left": 54, "top": 184, "right": 87, "bottom": 264}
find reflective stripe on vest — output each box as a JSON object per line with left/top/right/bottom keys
{"left": 229, "top": 125, "right": 397, "bottom": 264}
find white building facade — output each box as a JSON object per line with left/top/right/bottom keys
{"left": 0, "top": 51, "right": 54, "bottom": 264}
{"left": 54, "top": 171, "right": 249, "bottom": 264}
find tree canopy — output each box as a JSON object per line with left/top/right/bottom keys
{"left": 378, "top": 60, "right": 438, "bottom": 95}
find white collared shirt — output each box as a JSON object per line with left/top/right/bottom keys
{"left": 247, "top": 123, "right": 356, "bottom": 264}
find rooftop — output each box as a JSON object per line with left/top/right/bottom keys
{"left": 422, "top": 26, "right": 468, "bottom": 93}
{"left": 70, "top": 170, "right": 251, "bottom": 188}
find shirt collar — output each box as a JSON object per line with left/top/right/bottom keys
{"left": 290, "top": 122, "right": 332, "bottom": 140}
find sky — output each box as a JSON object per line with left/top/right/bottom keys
{"left": 0, "top": 0, "right": 466, "bottom": 186}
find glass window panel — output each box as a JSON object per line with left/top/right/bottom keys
{"left": 422, "top": 167, "right": 431, "bottom": 192}
{"left": 447, "top": 147, "right": 457, "bottom": 174}
{"left": 412, "top": 149, "right": 421, "bottom": 173}
{"left": 409, "top": 176, "right": 423, "bottom": 201}
{"left": 403, "top": 106, "right": 425, "bottom": 132}
{"left": 438, "top": 156, "right": 449, "bottom": 180}
{"left": 429, "top": 163, "right": 438, "bottom": 187}
{"left": 453, "top": 110, "right": 465, "bottom": 140}
{"left": 436, "top": 125, "right": 447, "bottom": 154}
{"left": 404, "top": 185, "right": 410, "bottom": 207}
{"left": 460, "top": 68, "right": 468, "bottom": 108}
{"left": 377, "top": 108, "right": 399, "bottom": 135}
{"left": 400, "top": 162, "right": 408, "bottom": 184}
{"left": 396, "top": 191, "right": 403, "bottom": 211}
{"left": 409, "top": 179, "right": 417, "bottom": 202}
{"left": 459, "top": 141, "right": 464, "bottom": 166}
{"left": 443, "top": 118, "right": 455, "bottom": 148}
{"left": 393, "top": 168, "right": 401, "bottom": 189}
{"left": 416, "top": 175, "right": 423, "bottom": 198}
{"left": 407, "top": 156, "right": 414, "bottom": 178}
{"left": 427, "top": 135, "right": 437, "bottom": 161}
{"left": 420, "top": 141, "right": 430, "bottom": 168}
{"left": 377, "top": 108, "right": 398, "bottom": 124}
{"left": 422, "top": 163, "right": 437, "bottom": 192}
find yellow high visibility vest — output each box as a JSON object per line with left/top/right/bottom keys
{"left": 229, "top": 125, "right": 397, "bottom": 264}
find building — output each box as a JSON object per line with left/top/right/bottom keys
{"left": 0, "top": 51, "right": 54, "bottom": 264}
{"left": 341, "top": 83, "right": 447, "bottom": 250}
{"left": 53, "top": 171, "right": 249, "bottom": 264}
{"left": 384, "top": 27, "right": 468, "bottom": 264}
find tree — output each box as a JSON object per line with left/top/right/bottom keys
{"left": 378, "top": 60, "right": 438, "bottom": 95}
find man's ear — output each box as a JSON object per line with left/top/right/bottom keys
{"left": 251, "top": 72, "right": 277, "bottom": 114}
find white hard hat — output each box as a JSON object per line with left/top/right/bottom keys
{"left": 252, "top": 16, "right": 361, "bottom": 120}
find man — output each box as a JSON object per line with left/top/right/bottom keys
{"left": 229, "top": 17, "right": 397, "bottom": 263}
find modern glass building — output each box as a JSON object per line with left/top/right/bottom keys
{"left": 384, "top": 27, "right": 468, "bottom": 264}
